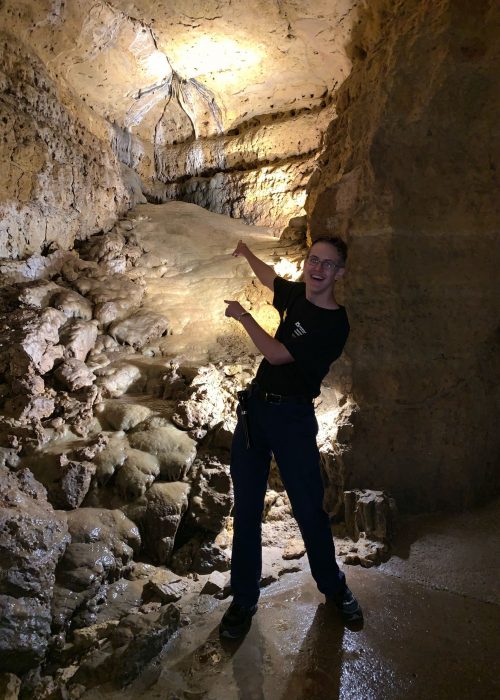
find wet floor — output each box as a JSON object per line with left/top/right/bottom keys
{"left": 84, "top": 500, "right": 500, "bottom": 700}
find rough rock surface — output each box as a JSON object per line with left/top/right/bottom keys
{"left": 344, "top": 489, "right": 396, "bottom": 544}
{"left": 306, "top": 0, "right": 500, "bottom": 511}
{"left": 128, "top": 426, "right": 196, "bottom": 481}
{"left": 0, "top": 467, "right": 69, "bottom": 674}
{"left": 0, "top": 34, "right": 131, "bottom": 259}
{"left": 71, "top": 603, "right": 181, "bottom": 689}
{"left": 125, "top": 481, "right": 191, "bottom": 565}
{"left": 52, "top": 508, "right": 140, "bottom": 632}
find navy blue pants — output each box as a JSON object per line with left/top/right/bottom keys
{"left": 230, "top": 394, "right": 346, "bottom": 607}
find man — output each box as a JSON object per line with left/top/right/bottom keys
{"left": 221, "top": 236, "right": 362, "bottom": 639}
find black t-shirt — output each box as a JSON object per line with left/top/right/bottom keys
{"left": 254, "top": 277, "right": 350, "bottom": 398}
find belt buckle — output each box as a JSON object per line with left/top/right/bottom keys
{"left": 265, "top": 392, "right": 282, "bottom": 404}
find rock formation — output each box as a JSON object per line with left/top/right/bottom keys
{"left": 0, "top": 204, "right": 337, "bottom": 695}
{"left": 306, "top": 0, "right": 500, "bottom": 511}
{"left": 0, "top": 0, "right": 499, "bottom": 695}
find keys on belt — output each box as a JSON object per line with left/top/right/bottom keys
{"left": 236, "top": 389, "right": 251, "bottom": 449}
{"left": 249, "top": 382, "right": 312, "bottom": 405}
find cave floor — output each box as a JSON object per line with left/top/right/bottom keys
{"left": 84, "top": 499, "right": 500, "bottom": 700}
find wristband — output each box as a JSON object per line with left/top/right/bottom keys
{"left": 237, "top": 311, "right": 251, "bottom": 321}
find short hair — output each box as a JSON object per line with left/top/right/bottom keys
{"left": 310, "top": 236, "right": 348, "bottom": 266}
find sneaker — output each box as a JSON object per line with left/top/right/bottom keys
{"left": 330, "top": 586, "right": 363, "bottom": 624}
{"left": 219, "top": 601, "right": 257, "bottom": 639}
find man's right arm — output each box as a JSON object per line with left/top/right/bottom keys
{"left": 232, "top": 240, "right": 276, "bottom": 291}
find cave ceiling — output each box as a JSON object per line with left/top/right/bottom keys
{"left": 7, "top": 0, "right": 354, "bottom": 143}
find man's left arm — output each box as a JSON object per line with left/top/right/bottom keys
{"left": 224, "top": 300, "right": 294, "bottom": 366}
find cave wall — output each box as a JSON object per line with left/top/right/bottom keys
{"left": 0, "top": 31, "right": 133, "bottom": 259}
{"left": 307, "top": 0, "right": 500, "bottom": 511}
{"left": 152, "top": 104, "right": 336, "bottom": 229}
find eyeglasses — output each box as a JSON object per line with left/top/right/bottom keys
{"left": 306, "top": 255, "right": 342, "bottom": 272}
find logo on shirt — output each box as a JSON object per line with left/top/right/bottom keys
{"left": 292, "top": 321, "right": 307, "bottom": 338}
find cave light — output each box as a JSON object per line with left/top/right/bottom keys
{"left": 175, "top": 36, "right": 262, "bottom": 79}
{"left": 142, "top": 50, "right": 171, "bottom": 81}
{"left": 274, "top": 258, "right": 303, "bottom": 280}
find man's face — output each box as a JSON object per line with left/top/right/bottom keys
{"left": 304, "top": 241, "right": 345, "bottom": 293}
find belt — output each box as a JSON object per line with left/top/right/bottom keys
{"left": 249, "top": 382, "right": 313, "bottom": 405}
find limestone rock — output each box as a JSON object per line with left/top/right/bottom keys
{"left": 4, "top": 307, "right": 66, "bottom": 375}
{"left": 16, "top": 280, "right": 62, "bottom": 308}
{"left": 55, "top": 360, "right": 95, "bottom": 392}
{"left": 98, "top": 400, "right": 153, "bottom": 432}
{"left": 143, "top": 572, "right": 188, "bottom": 604}
{"left": 0, "top": 35, "right": 130, "bottom": 260}
{"left": 3, "top": 380, "right": 56, "bottom": 423}
{"left": 172, "top": 364, "right": 235, "bottom": 431}
{"left": 94, "top": 361, "right": 144, "bottom": 398}
{"left": 73, "top": 577, "right": 146, "bottom": 630}
{"left": 56, "top": 461, "right": 96, "bottom": 509}
{"left": 283, "top": 539, "right": 306, "bottom": 561}
{"left": 52, "top": 508, "right": 140, "bottom": 631}
{"left": 128, "top": 425, "right": 196, "bottom": 481}
{"left": 91, "top": 433, "right": 129, "bottom": 485}
{"left": 0, "top": 673, "right": 21, "bottom": 700}
{"left": 125, "top": 482, "right": 190, "bottom": 565}
{"left": 55, "top": 385, "right": 101, "bottom": 437}
{"left": 344, "top": 489, "right": 396, "bottom": 544}
{"left": 171, "top": 537, "right": 230, "bottom": 576}
{"left": 70, "top": 604, "right": 180, "bottom": 689}
{"left": 305, "top": 0, "right": 500, "bottom": 511}
{"left": 200, "top": 571, "right": 228, "bottom": 596}
{"left": 109, "top": 310, "right": 169, "bottom": 349}
{"left": 24, "top": 437, "right": 107, "bottom": 511}
{"left": 0, "top": 467, "right": 69, "bottom": 674}
{"left": 260, "top": 547, "right": 302, "bottom": 588}
{"left": 74, "top": 274, "right": 144, "bottom": 326}
{"left": 72, "top": 619, "right": 120, "bottom": 652}
{"left": 53, "top": 289, "right": 93, "bottom": 321}
{"left": 80, "top": 231, "right": 126, "bottom": 264}
{"left": 114, "top": 449, "right": 160, "bottom": 500}
{"left": 0, "top": 448, "right": 20, "bottom": 470}
{"left": 180, "top": 457, "right": 232, "bottom": 535}
{"left": 65, "top": 508, "right": 140, "bottom": 559}
{"left": 60, "top": 319, "right": 99, "bottom": 361}
{"left": 163, "top": 155, "right": 319, "bottom": 230}
{"left": 339, "top": 534, "right": 390, "bottom": 568}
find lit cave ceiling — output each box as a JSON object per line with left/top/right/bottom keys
{"left": 26, "top": 0, "right": 353, "bottom": 139}
{"left": 2, "top": 0, "right": 356, "bottom": 230}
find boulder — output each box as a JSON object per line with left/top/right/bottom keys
{"left": 55, "top": 359, "right": 95, "bottom": 391}
{"left": 125, "top": 482, "right": 190, "bottom": 565}
{"left": 114, "top": 449, "right": 160, "bottom": 500}
{"left": 99, "top": 400, "right": 152, "bottom": 432}
{"left": 344, "top": 489, "right": 397, "bottom": 544}
{"left": 70, "top": 604, "right": 180, "bottom": 689}
{"left": 94, "top": 361, "right": 144, "bottom": 397}
{"left": 180, "top": 457, "right": 232, "bottom": 535}
{"left": 109, "top": 310, "right": 169, "bottom": 349}
{"left": 59, "top": 319, "right": 98, "bottom": 360}
{"left": 128, "top": 425, "right": 196, "bottom": 481}
{"left": 52, "top": 508, "right": 140, "bottom": 631}
{"left": 52, "top": 288, "right": 93, "bottom": 320}
{"left": 0, "top": 467, "right": 69, "bottom": 674}
{"left": 16, "top": 280, "right": 62, "bottom": 308}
